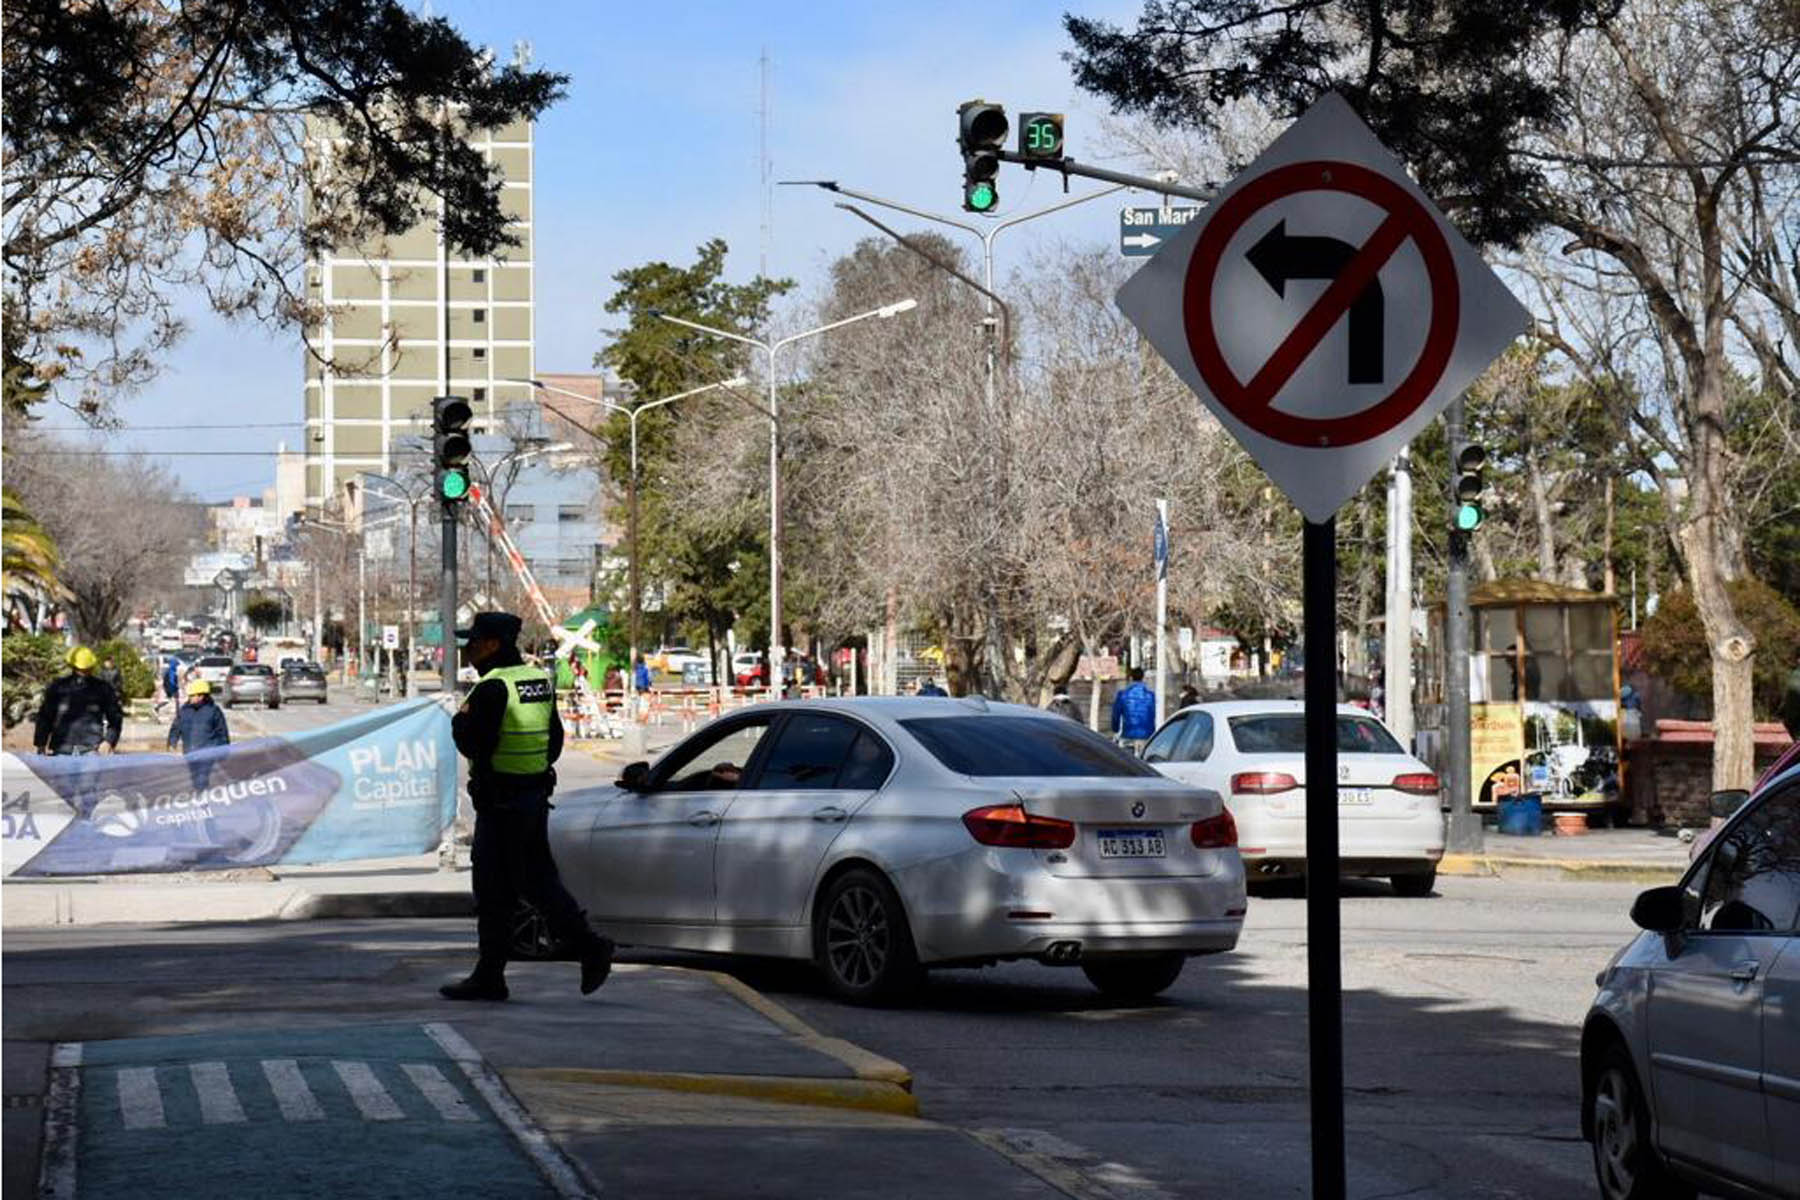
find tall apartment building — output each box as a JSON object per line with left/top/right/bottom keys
{"left": 302, "top": 110, "right": 535, "bottom": 509}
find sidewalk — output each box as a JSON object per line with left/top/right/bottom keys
{"left": 1441, "top": 824, "right": 1692, "bottom": 883}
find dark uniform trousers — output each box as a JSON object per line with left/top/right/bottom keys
{"left": 470, "top": 780, "right": 594, "bottom": 973}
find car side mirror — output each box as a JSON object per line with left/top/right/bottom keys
{"left": 617, "top": 761, "right": 650, "bottom": 793}
{"left": 1708, "top": 789, "right": 1749, "bottom": 820}
{"left": 1629, "top": 885, "right": 1686, "bottom": 934}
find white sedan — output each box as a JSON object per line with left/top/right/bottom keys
{"left": 1140, "top": 700, "right": 1445, "bottom": 896}
{"left": 548, "top": 697, "right": 1246, "bottom": 1002}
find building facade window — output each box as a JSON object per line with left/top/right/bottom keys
{"left": 504, "top": 505, "right": 534, "bottom": 523}
{"left": 557, "top": 505, "right": 586, "bottom": 523}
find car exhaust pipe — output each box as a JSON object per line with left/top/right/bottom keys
{"left": 1043, "top": 941, "right": 1083, "bottom": 964}
{"left": 1257, "top": 863, "right": 1286, "bottom": 875}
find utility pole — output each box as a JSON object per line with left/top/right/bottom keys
{"left": 1444, "top": 397, "right": 1481, "bottom": 853}
{"left": 1154, "top": 499, "right": 1169, "bottom": 728}
{"left": 1383, "top": 450, "right": 1414, "bottom": 747}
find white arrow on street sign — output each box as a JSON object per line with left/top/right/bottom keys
{"left": 1116, "top": 93, "right": 1530, "bottom": 523}
{"left": 1122, "top": 232, "right": 1162, "bottom": 249}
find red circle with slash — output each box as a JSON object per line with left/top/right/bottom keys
{"left": 1184, "top": 160, "right": 1459, "bottom": 448}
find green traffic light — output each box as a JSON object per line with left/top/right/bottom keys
{"left": 968, "top": 181, "right": 996, "bottom": 212}
{"left": 1455, "top": 502, "right": 1482, "bottom": 532}
{"left": 440, "top": 469, "right": 470, "bottom": 501}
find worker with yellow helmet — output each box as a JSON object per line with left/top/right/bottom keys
{"left": 32, "top": 645, "right": 124, "bottom": 758}
{"left": 168, "top": 676, "right": 231, "bottom": 790}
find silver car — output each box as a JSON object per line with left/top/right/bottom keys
{"left": 549, "top": 697, "right": 1246, "bottom": 1002}
{"left": 1581, "top": 757, "right": 1800, "bottom": 1200}
{"left": 222, "top": 663, "right": 279, "bottom": 708}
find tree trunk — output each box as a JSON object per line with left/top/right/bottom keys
{"left": 1084, "top": 638, "right": 1103, "bottom": 732}
{"left": 1036, "top": 634, "right": 1081, "bottom": 707}
{"left": 1603, "top": 476, "right": 1616, "bottom": 595}
{"left": 1528, "top": 454, "right": 1557, "bottom": 580}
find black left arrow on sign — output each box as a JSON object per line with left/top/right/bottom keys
{"left": 1247, "top": 220, "right": 1385, "bottom": 385}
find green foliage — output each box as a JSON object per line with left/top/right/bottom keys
{"left": 0, "top": 631, "right": 65, "bottom": 727}
{"left": 2, "top": 484, "right": 62, "bottom": 596}
{"left": 3, "top": 299, "right": 49, "bottom": 417}
{"left": 596, "top": 240, "right": 791, "bottom": 649}
{"left": 243, "top": 595, "right": 285, "bottom": 633}
{"left": 1063, "top": 0, "right": 1621, "bottom": 248}
{"left": 90, "top": 637, "right": 155, "bottom": 700}
{"left": 1640, "top": 579, "right": 1800, "bottom": 720}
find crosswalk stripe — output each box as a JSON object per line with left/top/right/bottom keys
{"left": 332, "top": 1060, "right": 403, "bottom": 1121}
{"left": 402, "top": 1063, "right": 479, "bottom": 1122}
{"left": 261, "top": 1060, "right": 324, "bottom": 1123}
{"left": 190, "top": 1062, "right": 246, "bottom": 1124}
{"left": 116, "top": 1067, "right": 165, "bottom": 1130}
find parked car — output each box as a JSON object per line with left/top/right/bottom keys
{"left": 654, "top": 646, "right": 707, "bottom": 675}
{"left": 193, "top": 655, "right": 234, "bottom": 690}
{"left": 280, "top": 662, "right": 328, "bottom": 705}
{"left": 732, "top": 651, "right": 766, "bottom": 687}
{"left": 548, "top": 697, "right": 1246, "bottom": 1003}
{"left": 680, "top": 660, "right": 717, "bottom": 686}
{"left": 1139, "top": 700, "right": 1445, "bottom": 896}
{"left": 1580, "top": 754, "right": 1800, "bottom": 1200}
{"left": 222, "top": 663, "right": 280, "bottom": 709}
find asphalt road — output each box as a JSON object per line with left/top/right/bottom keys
{"left": 638, "top": 875, "right": 1648, "bottom": 1199}
{"left": 6, "top": 879, "right": 1651, "bottom": 1199}
{"left": 109, "top": 696, "right": 1655, "bottom": 1197}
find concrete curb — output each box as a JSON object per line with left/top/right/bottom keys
{"left": 1438, "top": 854, "right": 1683, "bottom": 884}
{"left": 280, "top": 890, "right": 475, "bottom": 920}
{"left": 501, "top": 1067, "right": 919, "bottom": 1117}
{"left": 700, "top": 969, "right": 914, "bottom": 1089}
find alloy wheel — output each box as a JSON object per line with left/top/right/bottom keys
{"left": 825, "top": 884, "right": 891, "bottom": 989}
{"left": 1592, "top": 1065, "right": 1639, "bottom": 1200}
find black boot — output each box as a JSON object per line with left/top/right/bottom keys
{"left": 580, "top": 934, "right": 615, "bottom": 995}
{"left": 440, "top": 967, "right": 508, "bottom": 1002}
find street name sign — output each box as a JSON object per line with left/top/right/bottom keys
{"left": 1116, "top": 93, "right": 1530, "bottom": 522}
{"left": 1119, "top": 206, "right": 1201, "bottom": 256}
{"left": 382, "top": 625, "right": 400, "bottom": 650}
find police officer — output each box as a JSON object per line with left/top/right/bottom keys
{"left": 33, "top": 647, "right": 123, "bottom": 757}
{"left": 442, "top": 612, "right": 614, "bottom": 1003}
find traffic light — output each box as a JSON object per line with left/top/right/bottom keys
{"left": 433, "top": 395, "right": 473, "bottom": 504}
{"left": 958, "top": 100, "right": 1007, "bottom": 213}
{"left": 1453, "top": 443, "right": 1487, "bottom": 532}
{"left": 1018, "top": 112, "right": 1064, "bottom": 161}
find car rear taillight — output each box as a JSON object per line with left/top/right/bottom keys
{"left": 1391, "top": 772, "right": 1440, "bottom": 795}
{"left": 1190, "top": 810, "right": 1238, "bottom": 848}
{"left": 962, "top": 804, "right": 1076, "bottom": 850}
{"left": 1231, "top": 771, "right": 1300, "bottom": 795}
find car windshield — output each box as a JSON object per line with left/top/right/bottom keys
{"left": 200, "top": 657, "right": 231, "bottom": 667}
{"left": 1228, "top": 713, "right": 1404, "bottom": 755}
{"left": 233, "top": 665, "right": 273, "bottom": 676}
{"left": 900, "top": 715, "right": 1158, "bottom": 778}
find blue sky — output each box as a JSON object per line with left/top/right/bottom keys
{"left": 88, "top": 0, "right": 1151, "bottom": 501}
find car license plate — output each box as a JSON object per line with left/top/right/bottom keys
{"left": 1339, "top": 788, "right": 1374, "bottom": 805}
{"left": 1096, "top": 828, "right": 1165, "bottom": 858}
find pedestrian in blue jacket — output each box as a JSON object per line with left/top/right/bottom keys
{"left": 168, "top": 679, "right": 230, "bottom": 790}
{"left": 1110, "top": 667, "right": 1157, "bottom": 753}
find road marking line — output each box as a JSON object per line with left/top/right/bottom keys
{"left": 969, "top": 1128, "right": 1174, "bottom": 1200}
{"left": 261, "top": 1059, "right": 324, "bottom": 1122}
{"left": 190, "top": 1062, "right": 247, "bottom": 1124}
{"left": 332, "top": 1061, "right": 403, "bottom": 1121}
{"left": 402, "top": 1063, "right": 478, "bottom": 1122}
{"left": 37, "top": 1043, "right": 82, "bottom": 1200}
{"left": 423, "top": 1023, "right": 598, "bottom": 1199}
{"left": 116, "top": 1067, "right": 166, "bottom": 1130}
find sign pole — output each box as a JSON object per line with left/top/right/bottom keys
{"left": 1443, "top": 396, "right": 1481, "bottom": 852}
{"left": 1154, "top": 499, "right": 1169, "bottom": 728}
{"left": 1303, "top": 515, "right": 1346, "bottom": 1200}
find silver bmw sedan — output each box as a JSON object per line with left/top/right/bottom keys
{"left": 548, "top": 696, "right": 1247, "bottom": 1003}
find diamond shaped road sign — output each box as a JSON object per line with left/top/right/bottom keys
{"left": 1116, "top": 92, "right": 1531, "bottom": 523}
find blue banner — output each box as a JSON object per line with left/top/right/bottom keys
{"left": 1, "top": 700, "right": 455, "bottom": 876}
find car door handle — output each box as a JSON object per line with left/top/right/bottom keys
{"left": 687, "top": 811, "right": 720, "bottom": 828}
{"left": 1729, "top": 961, "right": 1760, "bottom": 983}
{"left": 812, "top": 806, "right": 848, "bottom": 823}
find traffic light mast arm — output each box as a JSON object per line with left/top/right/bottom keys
{"left": 1000, "top": 150, "right": 1217, "bottom": 204}
{"left": 832, "top": 203, "right": 1012, "bottom": 362}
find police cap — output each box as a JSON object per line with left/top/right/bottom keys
{"left": 455, "top": 611, "right": 523, "bottom": 646}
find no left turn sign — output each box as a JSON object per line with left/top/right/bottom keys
{"left": 1117, "top": 93, "right": 1530, "bottom": 522}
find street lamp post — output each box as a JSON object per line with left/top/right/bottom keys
{"left": 517, "top": 377, "right": 749, "bottom": 702}
{"left": 468, "top": 441, "right": 576, "bottom": 604}
{"left": 303, "top": 512, "right": 405, "bottom": 686}
{"left": 787, "top": 181, "right": 1125, "bottom": 690}
{"left": 651, "top": 299, "right": 916, "bottom": 691}
{"left": 362, "top": 474, "right": 431, "bottom": 698}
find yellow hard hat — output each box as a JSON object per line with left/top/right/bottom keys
{"left": 68, "top": 647, "right": 98, "bottom": 672}
{"left": 186, "top": 679, "right": 212, "bottom": 696}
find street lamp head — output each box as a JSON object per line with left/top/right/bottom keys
{"left": 878, "top": 298, "right": 919, "bottom": 318}
{"left": 542, "top": 442, "right": 575, "bottom": 454}
{"left": 724, "top": 375, "right": 750, "bottom": 388}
